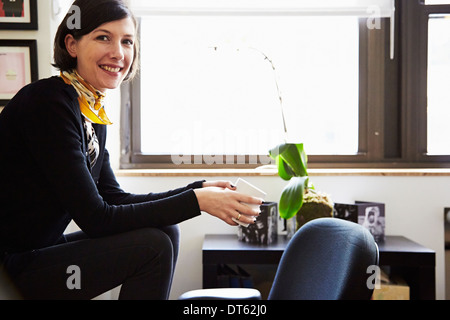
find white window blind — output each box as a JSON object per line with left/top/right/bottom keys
{"left": 129, "top": 0, "right": 394, "bottom": 16}
{"left": 128, "top": 0, "right": 396, "bottom": 162}
{"left": 129, "top": 0, "right": 395, "bottom": 57}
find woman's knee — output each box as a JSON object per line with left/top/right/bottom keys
{"left": 132, "top": 228, "right": 174, "bottom": 253}
{"left": 159, "top": 225, "right": 180, "bottom": 250}
{"left": 117, "top": 229, "right": 176, "bottom": 299}
{"left": 127, "top": 228, "right": 175, "bottom": 276}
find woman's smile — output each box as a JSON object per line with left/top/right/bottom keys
{"left": 100, "top": 65, "right": 123, "bottom": 73}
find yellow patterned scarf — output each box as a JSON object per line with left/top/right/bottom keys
{"left": 60, "top": 70, "right": 112, "bottom": 125}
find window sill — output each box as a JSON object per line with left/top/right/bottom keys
{"left": 114, "top": 167, "right": 450, "bottom": 177}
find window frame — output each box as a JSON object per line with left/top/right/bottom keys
{"left": 120, "top": 0, "right": 450, "bottom": 169}
{"left": 406, "top": 0, "right": 450, "bottom": 165}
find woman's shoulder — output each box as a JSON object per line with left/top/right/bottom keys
{"left": 22, "top": 76, "right": 78, "bottom": 101}
{"left": 5, "top": 76, "right": 80, "bottom": 121}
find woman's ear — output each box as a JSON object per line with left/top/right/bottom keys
{"left": 64, "top": 34, "right": 78, "bottom": 58}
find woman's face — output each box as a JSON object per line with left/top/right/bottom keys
{"left": 65, "top": 17, "right": 136, "bottom": 92}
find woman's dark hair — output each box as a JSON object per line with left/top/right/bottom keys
{"left": 53, "top": 0, "right": 139, "bottom": 81}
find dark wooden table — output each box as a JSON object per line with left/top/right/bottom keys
{"left": 203, "top": 234, "right": 436, "bottom": 300}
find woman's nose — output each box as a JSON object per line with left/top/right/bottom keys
{"left": 111, "top": 41, "right": 125, "bottom": 61}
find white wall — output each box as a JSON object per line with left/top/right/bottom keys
{"left": 1, "top": 0, "right": 51, "bottom": 79}
{"left": 0, "top": 0, "right": 76, "bottom": 78}
{"left": 117, "top": 174, "right": 449, "bottom": 300}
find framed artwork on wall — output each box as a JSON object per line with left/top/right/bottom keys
{"left": 0, "top": 0, "right": 37, "bottom": 30}
{"left": 0, "top": 39, "right": 38, "bottom": 106}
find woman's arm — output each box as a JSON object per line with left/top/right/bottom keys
{"left": 21, "top": 83, "right": 202, "bottom": 238}
{"left": 96, "top": 148, "right": 205, "bottom": 205}
{"left": 19, "top": 79, "right": 262, "bottom": 239}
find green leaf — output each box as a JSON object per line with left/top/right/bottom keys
{"left": 296, "top": 144, "right": 308, "bottom": 173}
{"left": 270, "top": 144, "right": 295, "bottom": 180}
{"left": 270, "top": 143, "right": 307, "bottom": 177}
{"left": 281, "top": 144, "right": 307, "bottom": 177}
{"left": 276, "top": 156, "right": 295, "bottom": 181}
{"left": 269, "top": 143, "right": 289, "bottom": 157}
{"left": 279, "top": 176, "right": 309, "bottom": 220}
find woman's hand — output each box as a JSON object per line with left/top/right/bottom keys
{"left": 202, "top": 180, "right": 236, "bottom": 190}
{"left": 195, "top": 181, "right": 263, "bottom": 226}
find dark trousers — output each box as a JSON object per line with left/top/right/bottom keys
{"left": 1, "top": 226, "right": 180, "bottom": 300}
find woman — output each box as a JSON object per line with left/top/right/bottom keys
{"left": 0, "top": 0, "right": 262, "bottom": 300}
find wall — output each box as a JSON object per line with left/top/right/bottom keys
{"left": 0, "top": 0, "right": 52, "bottom": 79}
{"left": 116, "top": 174, "right": 448, "bottom": 300}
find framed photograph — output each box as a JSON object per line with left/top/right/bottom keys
{"left": 0, "top": 0, "right": 37, "bottom": 30}
{"left": 0, "top": 39, "right": 38, "bottom": 106}
{"left": 334, "top": 200, "right": 385, "bottom": 243}
{"left": 445, "top": 208, "right": 450, "bottom": 249}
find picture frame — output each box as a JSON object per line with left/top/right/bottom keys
{"left": 0, "top": 0, "right": 37, "bottom": 30}
{"left": 445, "top": 207, "right": 450, "bottom": 249}
{"left": 334, "top": 200, "right": 386, "bottom": 243}
{"left": 0, "top": 39, "right": 38, "bottom": 106}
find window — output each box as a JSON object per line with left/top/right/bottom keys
{"left": 122, "top": 0, "right": 450, "bottom": 169}
{"left": 425, "top": 0, "right": 450, "bottom": 4}
{"left": 402, "top": 0, "right": 450, "bottom": 165}
{"left": 139, "top": 15, "right": 359, "bottom": 157}
{"left": 427, "top": 14, "right": 450, "bottom": 155}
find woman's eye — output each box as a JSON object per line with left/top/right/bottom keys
{"left": 123, "top": 39, "right": 134, "bottom": 46}
{"left": 97, "top": 35, "right": 109, "bottom": 41}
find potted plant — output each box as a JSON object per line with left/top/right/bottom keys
{"left": 269, "top": 143, "right": 334, "bottom": 234}
{"left": 249, "top": 49, "right": 333, "bottom": 234}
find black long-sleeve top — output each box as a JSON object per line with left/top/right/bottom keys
{"left": 0, "top": 76, "right": 202, "bottom": 254}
